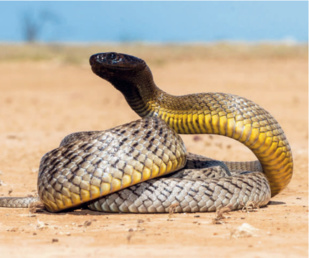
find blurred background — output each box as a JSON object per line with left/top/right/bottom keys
{"left": 0, "top": 1, "right": 308, "bottom": 43}
{"left": 0, "top": 1, "right": 307, "bottom": 64}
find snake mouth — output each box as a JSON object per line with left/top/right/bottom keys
{"left": 90, "top": 52, "right": 146, "bottom": 72}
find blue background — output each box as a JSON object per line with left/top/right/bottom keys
{"left": 0, "top": 1, "right": 307, "bottom": 43}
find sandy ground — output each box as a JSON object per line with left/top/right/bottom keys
{"left": 0, "top": 46, "right": 308, "bottom": 257}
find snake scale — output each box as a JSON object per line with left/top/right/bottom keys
{"left": 0, "top": 52, "right": 293, "bottom": 213}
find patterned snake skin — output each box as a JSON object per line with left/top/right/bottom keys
{"left": 0, "top": 52, "right": 293, "bottom": 213}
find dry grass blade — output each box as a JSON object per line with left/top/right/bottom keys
{"left": 212, "top": 205, "right": 233, "bottom": 224}
{"left": 242, "top": 201, "right": 260, "bottom": 213}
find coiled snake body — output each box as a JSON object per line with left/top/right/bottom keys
{"left": 0, "top": 52, "right": 293, "bottom": 213}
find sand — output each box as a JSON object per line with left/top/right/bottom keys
{"left": 0, "top": 45, "right": 307, "bottom": 257}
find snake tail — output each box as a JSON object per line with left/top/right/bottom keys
{"left": 0, "top": 196, "right": 40, "bottom": 208}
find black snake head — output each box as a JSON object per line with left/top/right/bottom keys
{"left": 90, "top": 52, "right": 154, "bottom": 94}
{"left": 90, "top": 52, "right": 146, "bottom": 79}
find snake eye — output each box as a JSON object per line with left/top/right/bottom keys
{"left": 108, "top": 52, "right": 117, "bottom": 60}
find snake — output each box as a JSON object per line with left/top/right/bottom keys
{"left": 0, "top": 52, "right": 293, "bottom": 213}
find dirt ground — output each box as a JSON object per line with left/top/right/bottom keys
{"left": 0, "top": 45, "right": 307, "bottom": 257}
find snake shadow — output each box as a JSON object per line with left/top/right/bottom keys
{"left": 35, "top": 201, "right": 286, "bottom": 216}
{"left": 268, "top": 201, "right": 286, "bottom": 206}
{"left": 34, "top": 205, "right": 127, "bottom": 216}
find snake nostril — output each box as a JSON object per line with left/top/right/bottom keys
{"left": 89, "top": 54, "right": 103, "bottom": 65}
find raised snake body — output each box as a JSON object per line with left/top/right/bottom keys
{"left": 0, "top": 52, "right": 293, "bottom": 213}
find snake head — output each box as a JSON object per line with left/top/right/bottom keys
{"left": 90, "top": 52, "right": 154, "bottom": 94}
{"left": 90, "top": 52, "right": 146, "bottom": 79}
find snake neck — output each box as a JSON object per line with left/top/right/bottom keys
{"left": 107, "top": 66, "right": 171, "bottom": 117}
